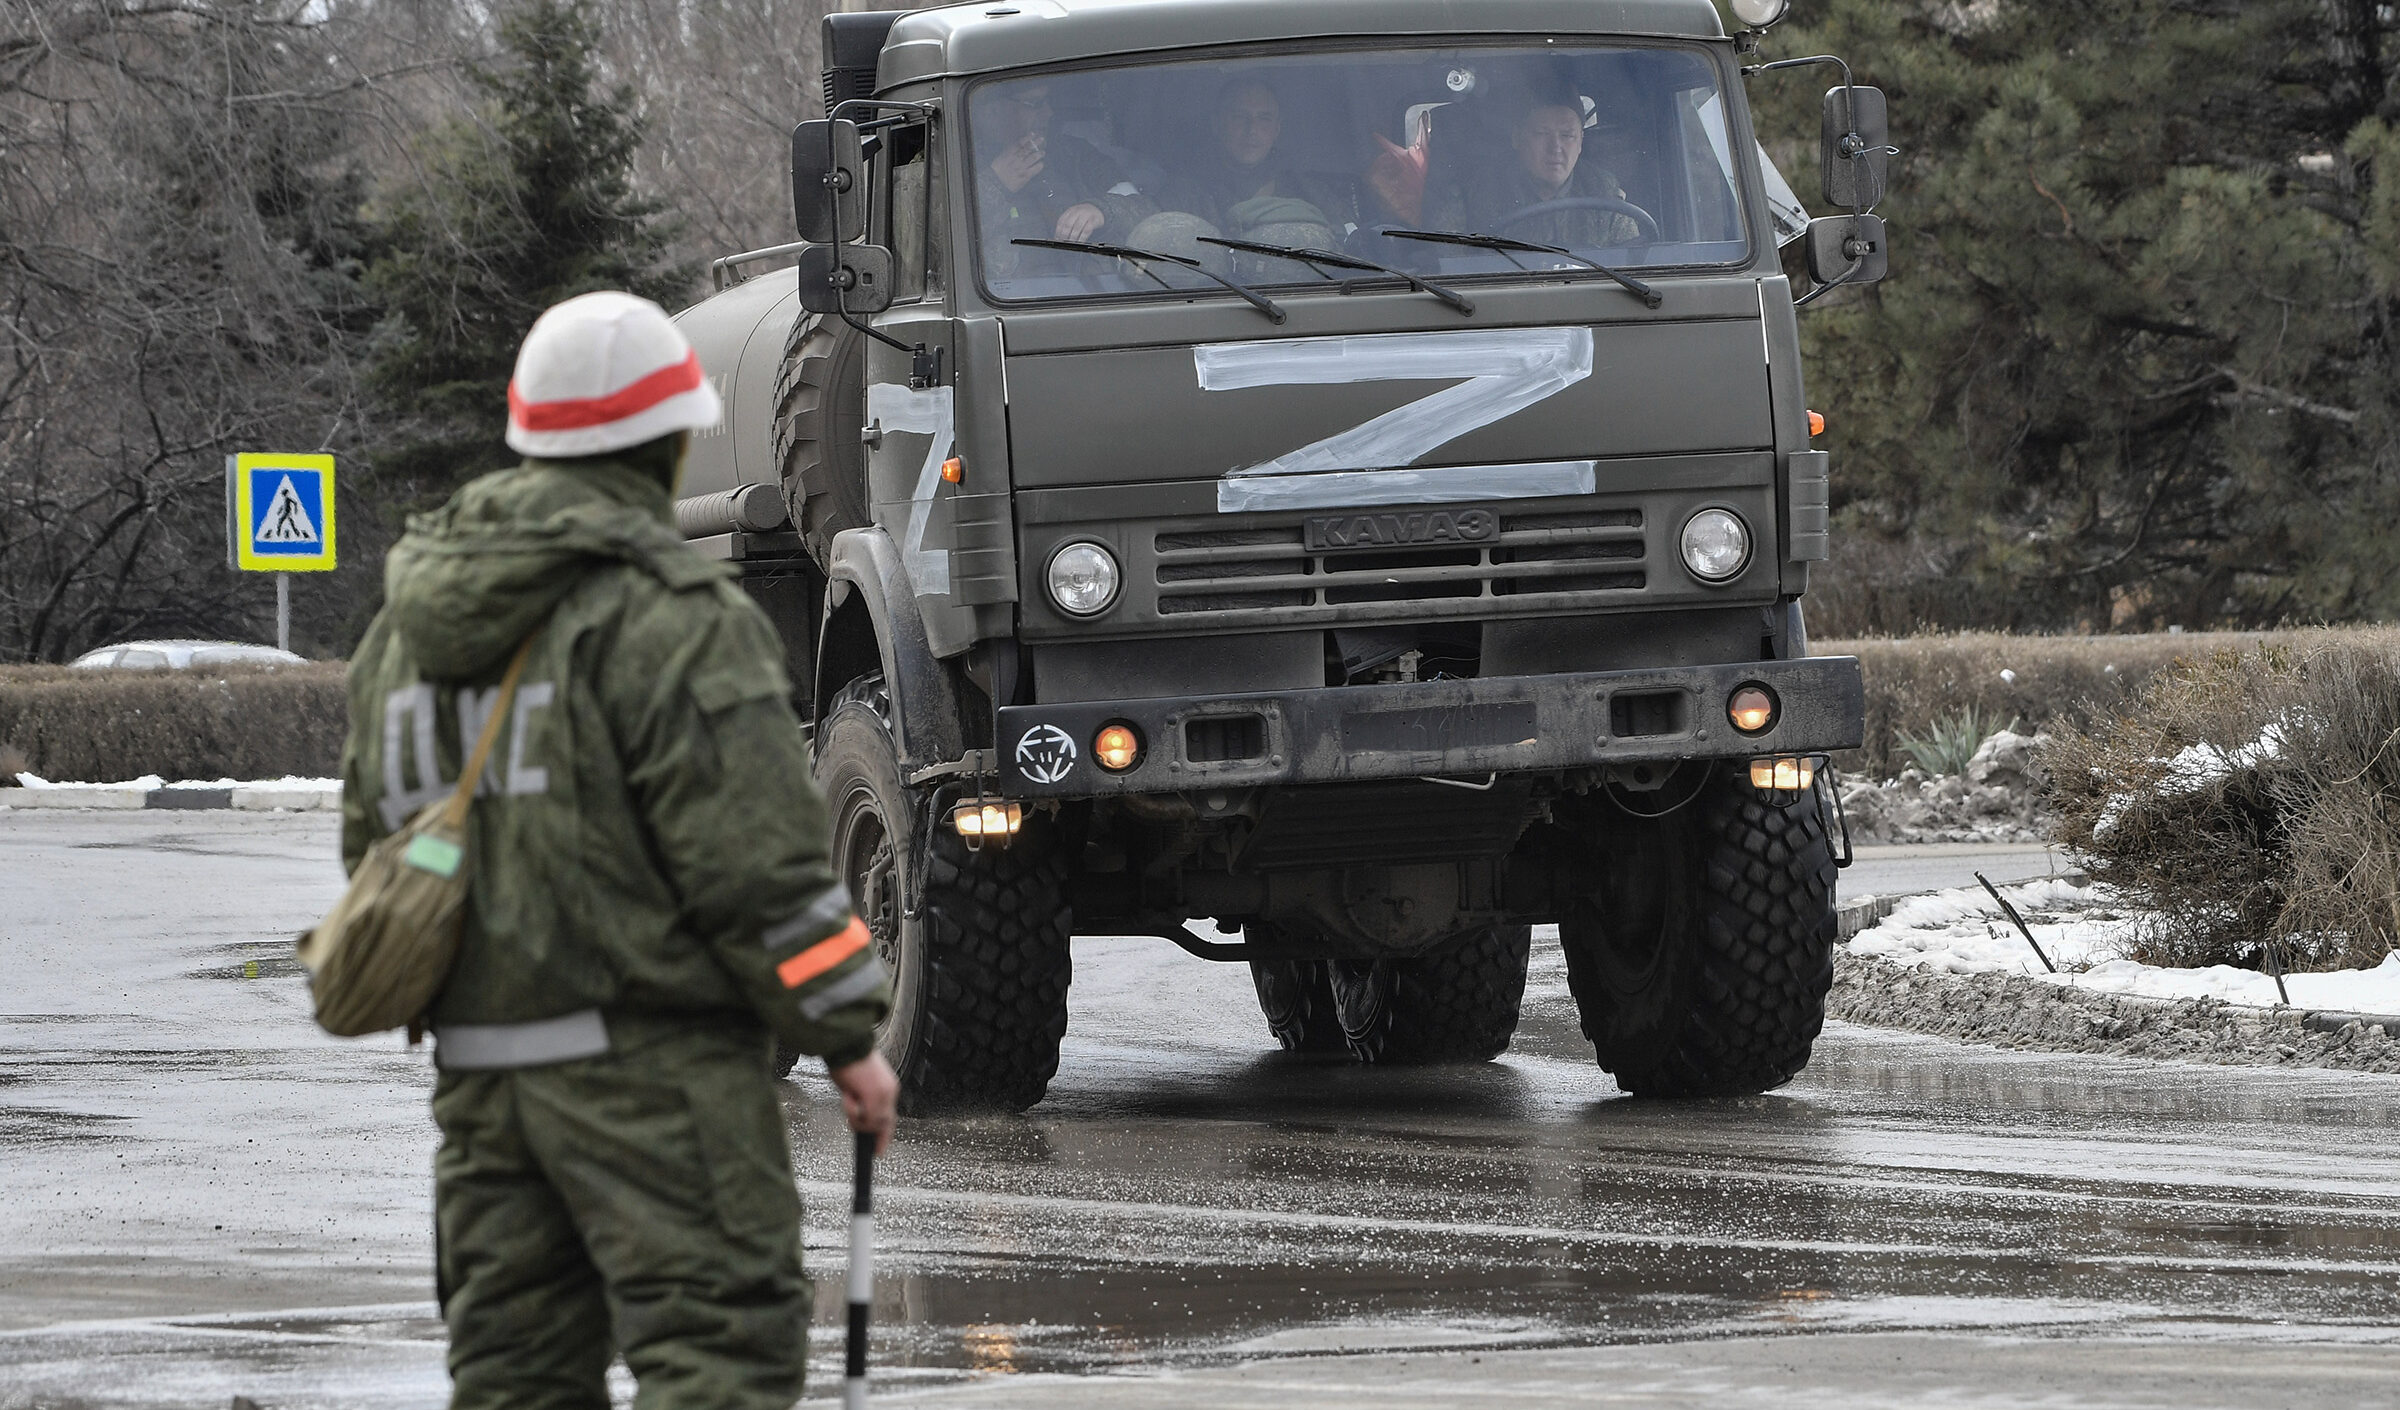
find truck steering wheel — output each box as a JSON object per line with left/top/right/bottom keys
{"left": 1488, "top": 196, "right": 1661, "bottom": 243}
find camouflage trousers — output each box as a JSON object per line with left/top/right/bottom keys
{"left": 431, "top": 1025, "right": 813, "bottom": 1410}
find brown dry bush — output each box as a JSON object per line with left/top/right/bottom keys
{"left": 1818, "top": 628, "right": 2400, "bottom": 778}
{"left": 2044, "top": 643, "right": 2400, "bottom": 972}
{"left": 0, "top": 662, "right": 348, "bottom": 784}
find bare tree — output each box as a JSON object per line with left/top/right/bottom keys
{"left": 0, "top": 1, "right": 401, "bottom": 660}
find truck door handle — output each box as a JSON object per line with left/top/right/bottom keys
{"left": 861, "top": 420, "right": 884, "bottom": 449}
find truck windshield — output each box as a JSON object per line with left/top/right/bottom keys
{"left": 968, "top": 42, "right": 1749, "bottom": 305}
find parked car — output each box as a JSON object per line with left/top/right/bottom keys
{"left": 68, "top": 640, "right": 305, "bottom": 670}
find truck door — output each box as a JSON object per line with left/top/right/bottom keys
{"left": 859, "top": 123, "right": 963, "bottom": 633}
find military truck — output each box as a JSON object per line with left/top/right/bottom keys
{"left": 672, "top": 0, "right": 1888, "bottom": 1111}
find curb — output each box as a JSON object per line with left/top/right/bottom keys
{"left": 1836, "top": 894, "right": 1902, "bottom": 940}
{"left": 1836, "top": 877, "right": 2400, "bottom": 1048}
{"left": 0, "top": 785, "right": 339, "bottom": 812}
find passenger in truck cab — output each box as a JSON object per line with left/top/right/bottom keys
{"left": 1152, "top": 77, "right": 1405, "bottom": 254}
{"left": 977, "top": 80, "right": 1157, "bottom": 262}
{"left": 1429, "top": 93, "right": 1642, "bottom": 251}
{"left": 1157, "top": 79, "right": 1337, "bottom": 240}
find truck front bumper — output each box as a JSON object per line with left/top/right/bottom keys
{"left": 994, "top": 656, "right": 1864, "bottom": 798}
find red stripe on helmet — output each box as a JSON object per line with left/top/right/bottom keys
{"left": 509, "top": 349, "right": 704, "bottom": 432}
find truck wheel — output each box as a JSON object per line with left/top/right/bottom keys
{"left": 813, "top": 675, "right": 1072, "bottom": 1113}
{"left": 1559, "top": 768, "right": 1837, "bottom": 1097}
{"left": 772, "top": 316, "right": 868, "bottom": 568}
{"left": 1325, "top": 925, "right": 1532, "bottom": 1063}
{"left": 1246, "top": 948, "right": 1345, "bottom": 1053}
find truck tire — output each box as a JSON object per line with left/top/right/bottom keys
{"left": 1246, "top": 950, "right": 1345, "bottom": 1053}
{"left": 1559, "top": 768, "right": 1837, "bottom": 1097}
{"left": 772, "top": 316, "right": 869, "bottom": 568}
{"left": 1324, "top": 925, "right": 1532, "bottom": 1063}
{"left": 812, "top": 675, "right": 1073, "bottom": 1112}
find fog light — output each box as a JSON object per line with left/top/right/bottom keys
{"left": 1728, "top": 684, "right": 1778, "bottom": 735}
{"left": 1094, "top": 722, "right": 1142, "bottom": 772}
{"left": 950, "top": 800, "right": 1022, "bottom": 849}
{"left": 1046, "top": 541, "right": 1121, "bottom": 616}
{"left": 1680, "top": 508, "right": 1751, "bottom": 583}
{"left": 1749, "top": 756, "right": 1814, "bottom": 791}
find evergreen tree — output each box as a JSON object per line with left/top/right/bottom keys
{"left": 1745, "top": 1, "right": 2400, "bottom": 631}
{"left": 366, "top": 0, "right": 694, "bottom": 500}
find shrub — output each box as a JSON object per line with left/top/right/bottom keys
{"left": 1819, "top": 627, "right": 2400, "bottom": 778}
{"left": 2044, "top": 642, "right": 2400, "bottom": 972}
{"left": 1894, "top": 704, "right": 2017, "bottom": 778}
{"left": 0, "top": 662, "right": 348, "bottom": 783}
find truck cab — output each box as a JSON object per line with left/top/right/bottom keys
{"left": 674, "top": 0, "right": 1879, "bottom": 1111}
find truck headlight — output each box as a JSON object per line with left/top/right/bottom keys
{"left": 1730, "top": 0, "right": 1789, "bottom": 27}
{"left": 1679, "top": 509, "right": 1751, "bottom": 583}
{"left": 1047, "top": 541, "right": 1121, "bottom": 616}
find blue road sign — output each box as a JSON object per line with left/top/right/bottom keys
{"left": 230, "top": 453, "right": 336, "bottom": 572}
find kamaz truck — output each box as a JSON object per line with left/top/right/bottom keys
{"left": 671, "top": 0, "right": 1888, "bottom": 1111}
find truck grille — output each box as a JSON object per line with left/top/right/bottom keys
{"left": 1155, "top": 509, "right": 1644, "bottom": 618}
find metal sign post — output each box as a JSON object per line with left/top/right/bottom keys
{"left": 227, "top": 453, "right": 336, "bottom": 651}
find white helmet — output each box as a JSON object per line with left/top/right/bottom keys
{"left": 505, "top": 290, "right": 723, "bottom": 459}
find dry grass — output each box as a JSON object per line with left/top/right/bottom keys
{"left": 2044, "top": 641, "right": 2400, "bottom": 972}
{"left": 1819, "top": 628, "right": 2400, "bottom": 778}
{"left": 0, "top": 661, "right": 348, "bottom": 783}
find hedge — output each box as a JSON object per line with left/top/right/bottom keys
{"left": 0, "top": 662, "right": 348, "bottom": 784}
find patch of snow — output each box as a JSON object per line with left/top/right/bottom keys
{"left": 1849, "top": 877, "right": 2400, "bottom": 1014}
{"left": 2155, "top": 720, "right": 2290, "bottom": 795}
{"left": 170, "top": 775, "right": 342, "bottom": 793}
{"left": 10, "top": 772, "right": 335, "bottom": 791}
{"left": 11, "top": 772, "right": 166, "bottom": 790}
{"left": 2089, "top": 718, "right": 2296, "bottom": 842}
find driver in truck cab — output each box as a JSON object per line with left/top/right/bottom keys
{"left": 1429, "top": 93, "right": 1642, "bottom": 250}
{"left": 976, "top": 80, "right": 1157, "bottom": 265}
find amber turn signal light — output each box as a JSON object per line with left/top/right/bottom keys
{"left": 950, "top": 800, "right": 1022, "bottom": 850}
{"left": 1727, "top": 684, "right": 1778, "bottom": 735}
{"left": 1749, "top": 756, "right": 1815, "bottom": 791}
{"left": 1094, "top": 722, "right": 1142, "bottom": 772}
{"left": 941, "top": 456, "right": 964, "bottom": 484}
{"left": 1807, "top": 410, "right": 1825, "bottom": 437}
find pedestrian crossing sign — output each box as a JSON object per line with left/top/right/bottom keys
{"left": 230, "top": 453, "right": 336, "bottom": 572}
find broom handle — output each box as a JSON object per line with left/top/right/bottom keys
{"left": 844, "top": 1128, "right": 875, "bottom": 1409}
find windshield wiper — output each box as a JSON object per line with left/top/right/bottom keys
{"left": 1012, "top": 238, "right": 1285, "bottom": 323}
{"left": 1378, "top": 228, "right": 1661, "bottom": 309}
{"left": 1196, "top": 236, "right": 1474, "bottom": 317}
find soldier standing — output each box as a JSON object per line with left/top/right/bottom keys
{"left": 340, "top": 291, "right": 898, "bottom": 1409}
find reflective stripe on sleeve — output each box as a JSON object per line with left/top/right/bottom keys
{"left": 800, "top": 959, "right": 887, "bottom": 1021}
{"left": 777, "top": 916, "right": 872, "bottom": 990}
{"left": 435, "top": 1009, "right": 610, "bottom": 1071}
{"left": 762, "top": 884, "right": 855, "bottom": 951}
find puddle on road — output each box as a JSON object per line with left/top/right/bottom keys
{"left": 0, "top": 1104, "right": 131, "bottom": 1145}
{"left": 187, "top": 941, "right": 304, "bottom": 984}
{"left": 754, "top": 1038, "right": 2400, "bottom": 1385}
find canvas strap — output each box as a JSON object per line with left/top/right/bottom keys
{"left": 435, "top": 633, "right": 540, "bottom": 833}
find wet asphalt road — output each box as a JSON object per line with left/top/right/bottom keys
{"left": 4, "top": 810, "right": 2398, "bottom": 1408}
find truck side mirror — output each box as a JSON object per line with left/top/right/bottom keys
{"left": 1804, "top": 213, "right": 1887, "bottom": 289}
{"left": 792, "top": 118, "right": 867, "bottom": 244}
{"left": 797, "top": 241, "right": 893, "bottom": 315}
{"left": 1819, "top": 85, "right": 1889, "bottom": 210}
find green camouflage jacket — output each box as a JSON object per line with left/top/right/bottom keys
{"left": 340, "top": 456, "right": 888, "bottom": 1067}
